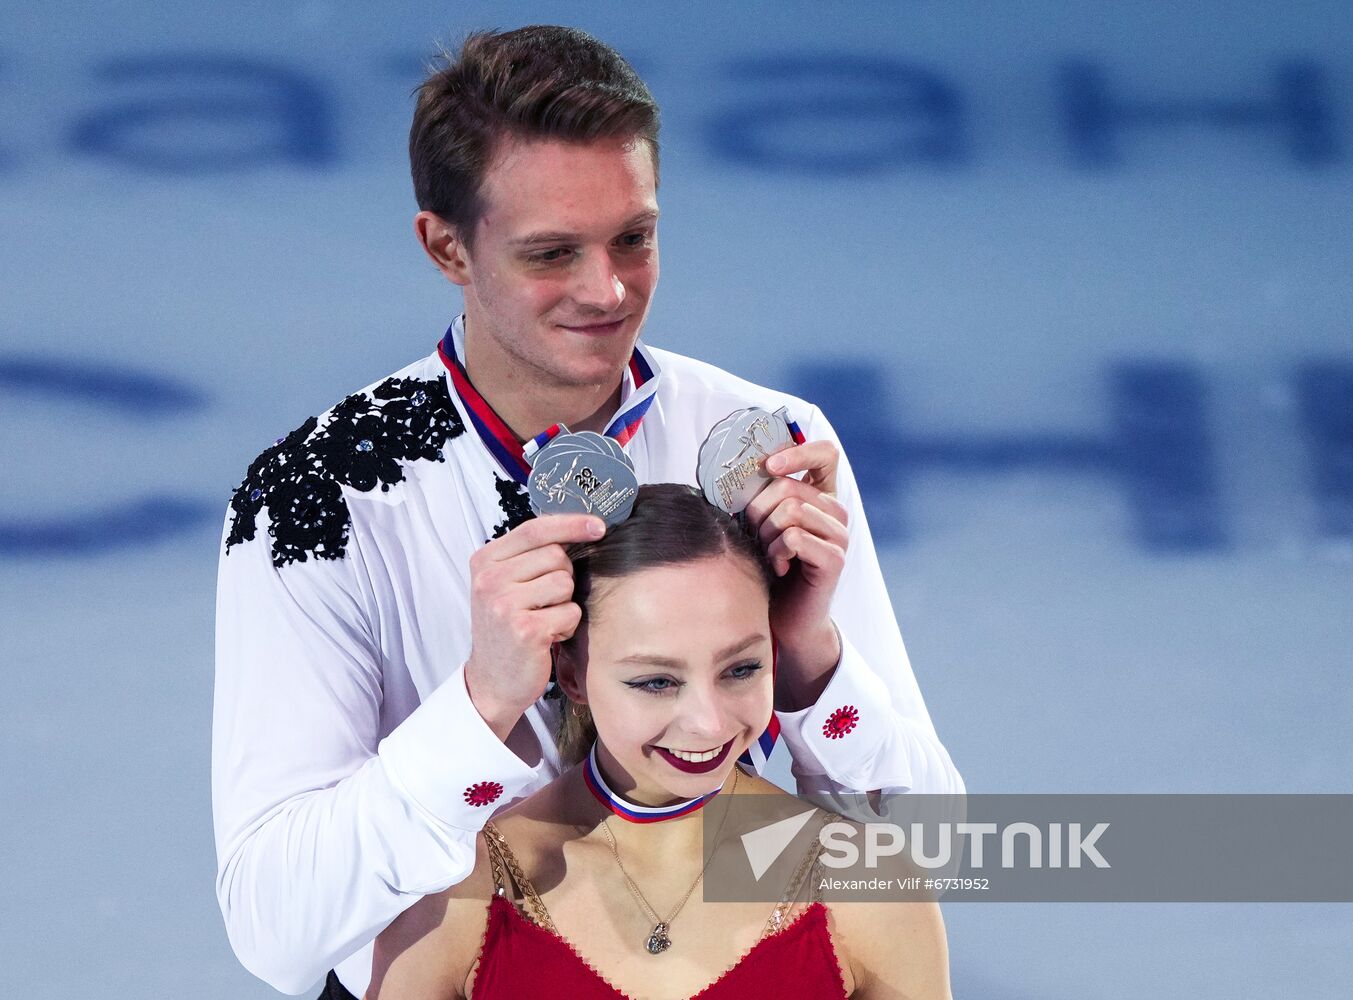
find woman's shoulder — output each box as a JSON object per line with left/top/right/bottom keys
{"left": 742, "top": 789, "right": 951, "bottom": 998}
{"left": 367, "top": 832, "right": 501, "bottom": 999}
{"left": 492, "top": 769, "right": 613, "bottom": 882}
{"left": 822, "top": 890, "right": 951, "bottom": 999}
{"left": 728, "top": 768, "right": 808, "bottom": 801}
{"left": 368, "top": 797, "right": 595, "bottom": 999}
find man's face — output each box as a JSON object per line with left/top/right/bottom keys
{"left": 458, "top": 135, "right": 659, "bottom": 390}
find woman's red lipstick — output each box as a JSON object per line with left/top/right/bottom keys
{"left": 653, "top": 740, "right": 733, "bottom": 774}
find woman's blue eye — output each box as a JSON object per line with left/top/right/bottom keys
{"left": 627, "top": 677, "right": 678, "bottom": 694}
{"left": 625, "top": 662, "right": 763, "bottom": 695}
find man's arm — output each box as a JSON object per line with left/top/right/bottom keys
{"left": 753, "top": 406, "right": 964, "bottom": 798}
{"left": 212, "top": 511, "right": 542, "bottom": 994}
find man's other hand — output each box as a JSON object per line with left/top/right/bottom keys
{"left": 744, "top": 440, "right": 848, "bottom": 710}
{"left": 464, "top": 514, "right": 605, "bottom": 741}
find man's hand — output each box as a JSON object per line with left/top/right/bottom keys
{"left": 464, "top": 514, "right": 605, "bottom": 741}
{"left": 744, "top": 439, "right": 848, "bottom": 711}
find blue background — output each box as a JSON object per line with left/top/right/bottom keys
{"left": 2, "top": 1, "right": 1350, "bottom": 995}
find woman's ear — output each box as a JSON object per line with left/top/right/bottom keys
{"left": 554, "top": 641, "right": 587, "bottom": 704}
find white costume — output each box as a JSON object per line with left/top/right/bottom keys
{"left": 213, "top": 318, "right": 962, "bottom": 995}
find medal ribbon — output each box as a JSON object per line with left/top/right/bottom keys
{"left": 437, "top": 316, "right": 662, "bottom": 484}
{"left": 583, "top": 743, "right": 724, "bottom": 823}
{"left": 740, "top": 634, "right": 780, "bottom": 773}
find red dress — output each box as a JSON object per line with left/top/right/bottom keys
{"left": 473, "top": 821, "right": 848, "bottom": 999}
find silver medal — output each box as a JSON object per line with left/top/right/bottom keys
{"left": 696, "top": 407, "right": 796, "bottom": 514}
{"left": 528, "top": 431, "right": 638, "bottom": 527}
{"left": 569, "top": 430, "right": 627, "bottom": 463}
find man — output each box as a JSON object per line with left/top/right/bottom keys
{"left": 213, "top": 25, "right": 961, "bottom": 999}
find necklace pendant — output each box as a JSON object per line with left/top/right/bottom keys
{"left": 645, "top": 923, "right": 671, "bottom": 955}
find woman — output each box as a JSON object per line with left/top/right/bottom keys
{"left": 368, "top": 485, "right": 951, "bottom": 998}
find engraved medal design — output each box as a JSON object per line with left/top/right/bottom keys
{"left": 528, "top": 428, "right": 639, "bottom": 527}
{"left": 696, "top": 407, "right": 797, "bottom": 514}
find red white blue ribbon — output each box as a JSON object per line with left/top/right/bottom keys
{"left": 739, "top": 634, "right": 780, "bottom": 773}
{"left": 608, "top": 349, "right": 659, "bottom": 445}
{"left": 583, "top": 743, "right": 725, "bottom": 823}
{"left": 437, "top": 316, "right": 662, "bottom": 485}
{"left": 738, "top": 714, "right": 781, "bottom": 773}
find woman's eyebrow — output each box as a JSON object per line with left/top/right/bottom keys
{"left": 618, "top": 653, "right": 685, "bottom": 669}
{"left": 714, "top": 633, "right": 764, "bottom": 660}
{"left": 617, "top": 633, "right": 764, "bottom": 669}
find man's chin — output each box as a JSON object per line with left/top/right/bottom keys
{"left": 549, "top": 339, "right": 638, "bottom": 383}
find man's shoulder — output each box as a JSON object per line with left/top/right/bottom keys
{"left": 647, "top": 345, "right": 818, "bottom": 418}
{"left": 223, "top": 351, "right": 466, "bottom": 569}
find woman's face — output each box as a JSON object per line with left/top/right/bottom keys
{"left": 564, "top": 552, "right": 773, "bottom": 806}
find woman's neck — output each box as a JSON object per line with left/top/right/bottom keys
{"left": 576, "top": 744, "right": 737, "bottom": 859}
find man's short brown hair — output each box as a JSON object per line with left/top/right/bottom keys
{"left": 409, "top": 25, "right": 661, "bottom": 249}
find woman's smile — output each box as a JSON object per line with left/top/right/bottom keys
{"left": 651, "top": 739, "right": 735, "bottom": 774}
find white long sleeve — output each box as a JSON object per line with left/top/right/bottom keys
{"left": 212, "top": 508, "right": 550, "bottom": 993}
{"left": 211, "top": 340, "right": 961, "bottom": 996}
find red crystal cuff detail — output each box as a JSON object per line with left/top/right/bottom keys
{"left": 822, "top": 705, "right": 859, "bottom": 739}
{"left": 463, "top": 780, "right": 504, "bottom": 807}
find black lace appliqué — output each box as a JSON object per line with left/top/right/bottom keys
{"left": 226, "top": 376, "right": 464, "bottom": 567}
{"left": 489, "top": 477, "right": 534, "bottom": 540}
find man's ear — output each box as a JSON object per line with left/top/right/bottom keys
{"left": 413, "top": 210, "right": 471, "bottom": 286}
{"left": 554, "top": 641, "right": 587, "bottom": 704}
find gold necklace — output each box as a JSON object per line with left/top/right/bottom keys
{"left": 599, "top": 766, "right": 738, "bottom": 955}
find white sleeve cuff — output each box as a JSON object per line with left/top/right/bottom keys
{"left": 378, "top": 666, "right": 543, "bottom": 831}
{"left": 774, "top": 634, "right": 914, "bottom": 792}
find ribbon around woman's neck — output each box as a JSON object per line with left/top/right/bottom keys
{"left": 582, "top": 742, "right": 728, "bottom": 823}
